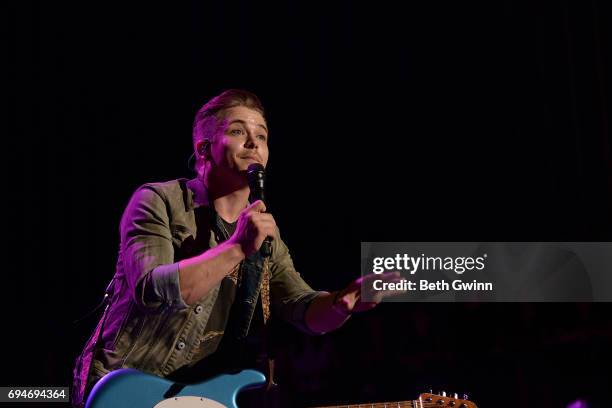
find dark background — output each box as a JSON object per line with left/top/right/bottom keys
{"left": 5, "top": 0, "right": 612, "bottom": 406}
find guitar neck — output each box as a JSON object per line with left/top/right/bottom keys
{"left": 313, "top": 394, "right": 476, "bottom": 408}
{"left": 314, "top": 401, "right": 428, "bottom": 408}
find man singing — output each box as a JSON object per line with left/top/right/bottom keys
{"left": 72, "top": 89, "right": 400, "bottom": 407}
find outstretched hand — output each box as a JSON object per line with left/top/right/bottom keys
{"left": 334, "top": 272, "right": 405, "bottom": 314}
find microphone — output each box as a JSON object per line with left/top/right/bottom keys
{"left": 246, "top": 163, "right": 272, "bottom": 257}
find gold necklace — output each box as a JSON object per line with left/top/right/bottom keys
{"left": 218, "top": 216, "right": 236, "bottom": 240}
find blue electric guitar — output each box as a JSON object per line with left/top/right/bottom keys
{"left": 85, "top": 368, "right": 478, "bottom": 408}
{"left": 85, "top": 368, "right": 266, "bottom": 408}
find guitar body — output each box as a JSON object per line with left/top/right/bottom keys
{"left": 85, "top": 368, "right": 267, "bottom": 408}
{"left": 85, "top": 368, "right": 479, "bottom": 408}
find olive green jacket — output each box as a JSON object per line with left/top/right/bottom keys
{"left": 72, "top": 178, "right": 322, "bottom": 406}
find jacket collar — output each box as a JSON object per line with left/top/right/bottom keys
{"left": 186, "top": 177, "right": 210, "bottom": 210}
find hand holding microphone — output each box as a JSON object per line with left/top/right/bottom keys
{"left": 246, "top": 163, "right": 273, "bottom": 257}
{"left": 227, "top": 163, "right": 275, "bottom": 257}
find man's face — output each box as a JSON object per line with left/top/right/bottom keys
{"left": 208, "top": 106, "right": 269, "bottom": 174}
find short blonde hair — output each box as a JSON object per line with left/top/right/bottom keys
{"left": 193, "top": 89, "right": 264, "bottom": 145}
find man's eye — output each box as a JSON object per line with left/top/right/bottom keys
{"left": 257, "top": 134, "right": 267, "bottom": 141}
{"left": 230, "top": 129, "right": 243, "bottom": 136}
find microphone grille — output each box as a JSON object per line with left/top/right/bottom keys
{"left": 247, "top": 163, "right": 265, "bottom": 183}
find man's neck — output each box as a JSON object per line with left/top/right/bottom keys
{"left": 204, "top": 170, "right": 250, "bottom": 223}
{"left": 212, "top": 187, "right": 249, "bottom": 223}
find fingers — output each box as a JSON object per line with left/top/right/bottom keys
{"left": 340, "top": 271, "right": 408, "bottom": 313}
{"left": 242, "top": 201, "right": 277, "bottom": 238}
{"left": 362, "top": 271, "right": 406, "bottom": 302}
{"left": 247, "top": 199, "right": 267, "bottom": 214}
{"left": 248, "top": 212, "right": 275, "bottom": 224}
{"left": 376, "top": 288, "right": 407, "bottom": 300}
{"left": 379, "top": 271, "right": 401, "bottom": 280}
{"left": 246, "top": 212, "right": 277, "bottom": 239}
{"left": 362, "top": 271, "right": 401, "bottom": 284}
{"left": 231, "top": 200, "right": 278, "bottom": 257}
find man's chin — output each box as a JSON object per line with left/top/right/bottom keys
{"left": 238, "top": 162, "right": 264, "bottom": 172}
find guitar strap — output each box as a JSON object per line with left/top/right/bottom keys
{"left": 260, "top": 257, "right": 277, "bottom": 391}
{"left": 214, "top": 212, "right": 276, "bottom": 390}
{"left": 72, "top": 277, "right": 115, "bottom": 407}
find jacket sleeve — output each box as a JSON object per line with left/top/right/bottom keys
{"left": 269, "top": 231, "right": 325, "bottom": 334}
{"left": 119, "top": 184, "right": 188, "bottom": 312}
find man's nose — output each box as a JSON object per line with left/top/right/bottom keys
{"left": 244, "top": 133, "right": 259, "bottom": 148}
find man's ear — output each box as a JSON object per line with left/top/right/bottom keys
{"left": 197, "top": 140, "right": 210, "bottom": 158}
